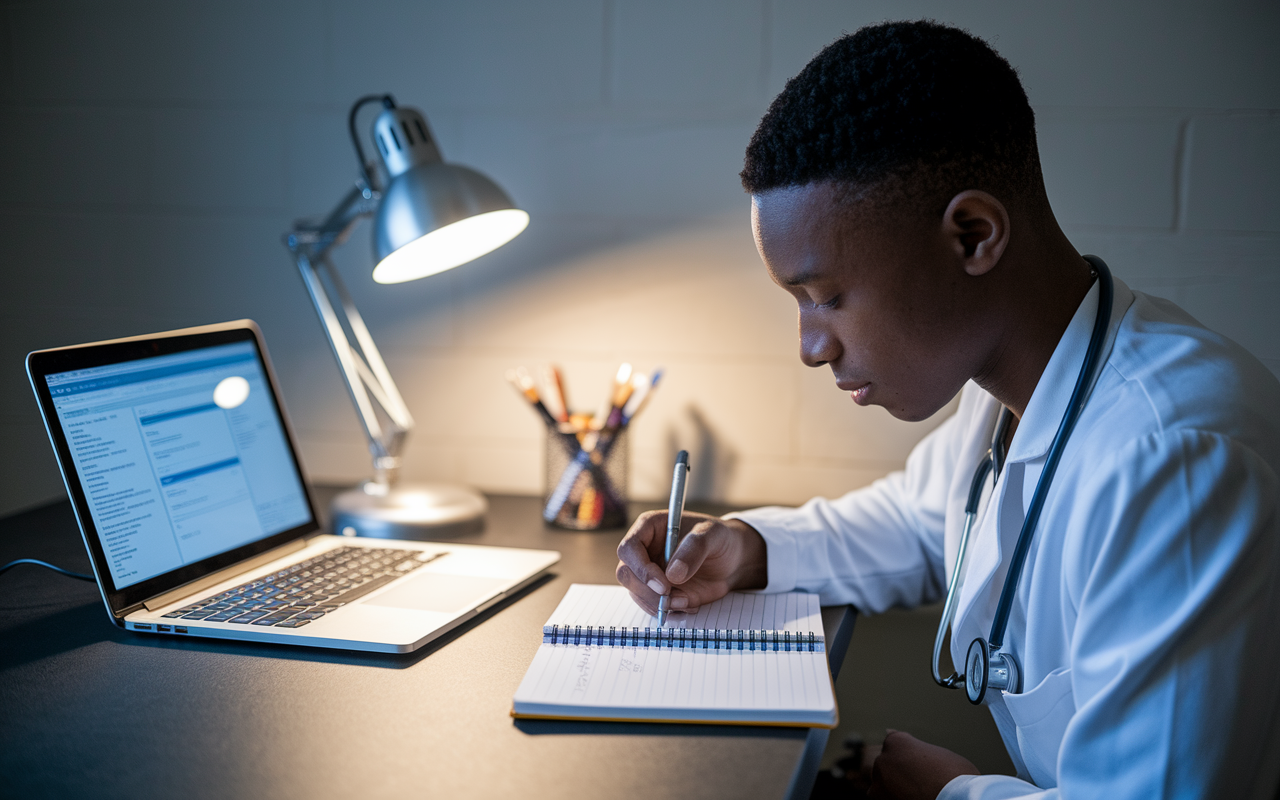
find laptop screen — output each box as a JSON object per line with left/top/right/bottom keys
{"left": 44, "top": 340, "right": 312, "bottom": 590}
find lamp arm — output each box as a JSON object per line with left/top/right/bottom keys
{"left": 285, "top": 185, "right": 415, "bottom": 485}
{"left": 292, "top": 183, "right": 379, "bottom": 260}
{"left": 322, "top": 258, "right": 414, "bottom": 433}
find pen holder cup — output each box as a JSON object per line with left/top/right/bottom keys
{"left": 543, "top": 427, "right": 629, "bottom": 530}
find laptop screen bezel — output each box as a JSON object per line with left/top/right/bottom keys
{"left": 27, "top": 322, "right": 321, "bottom": 618}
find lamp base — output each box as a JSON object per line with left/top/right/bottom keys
{"left": 330, "top": 481, "right": 487, "bottom": 540}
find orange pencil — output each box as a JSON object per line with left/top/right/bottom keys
{"left": 547, "top": 365, "right": 570, "bottom": 423}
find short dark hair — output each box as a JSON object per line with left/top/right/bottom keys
{"left": 741, "top": 20, "right": 1042, "bottom": 210}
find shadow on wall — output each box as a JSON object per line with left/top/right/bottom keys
{"left": 665, "top": 404, "right": 739, "bottom": 503}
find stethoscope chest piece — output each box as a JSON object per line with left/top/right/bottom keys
{"left": 966, "top": 637, "right": 1020, "bottom": 705}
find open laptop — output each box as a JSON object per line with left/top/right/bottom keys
{"left": 27, "top": 320, "right": 560, "bottom": 653}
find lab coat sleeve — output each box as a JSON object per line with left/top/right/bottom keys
{"left": 725, "top": 408, "right": 965, "bottom": 612}
{"left": 938, "top": 775, "right": 1054, "bottom": 800}
{"left": 943, "top": 430, "right": 1280, "bottom": 800}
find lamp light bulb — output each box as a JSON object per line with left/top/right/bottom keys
{"left": 372, "top": 208, "right": 529, "bottom": 284}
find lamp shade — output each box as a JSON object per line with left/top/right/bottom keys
{"left": 369, "top": 105, "right": 528, "bottom": 284}
{"left": 372, "top": 163, "right": 528, "bottom": 284}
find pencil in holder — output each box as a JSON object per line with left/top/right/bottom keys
{"left": 543, "top": 425, "right": 628, "bottom": 530}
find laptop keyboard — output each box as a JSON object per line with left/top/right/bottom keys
{"left": 162, "top": 545, "right": 443, "bottom": 628}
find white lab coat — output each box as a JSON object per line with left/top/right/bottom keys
{"left": 730, "top": 275, "right": 1280, "bottom": 798}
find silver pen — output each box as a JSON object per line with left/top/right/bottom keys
{"left": 657, "top": 450, "right": 690, "bottom": 627}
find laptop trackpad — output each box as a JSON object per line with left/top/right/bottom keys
{"left": 365, "top": 572, "right": 510, "bottom": 614}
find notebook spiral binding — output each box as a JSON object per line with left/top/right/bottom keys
{"left": 542, "top": 625, "right": 823, "bottom": 652}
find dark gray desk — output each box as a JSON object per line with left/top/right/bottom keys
{"left": 0, "top": 492, "right": 855, "bottom": 800}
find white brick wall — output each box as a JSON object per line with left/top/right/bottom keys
{"left": 1, "top": 0, "right": 1276, "bottom": 516}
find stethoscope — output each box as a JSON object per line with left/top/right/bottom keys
{"left": 932, "top": 255, "right": 1114, "bottom": 705}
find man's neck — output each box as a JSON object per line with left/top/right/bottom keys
{"left": 971, "top": 225, "right": 1095, "bottom": 420}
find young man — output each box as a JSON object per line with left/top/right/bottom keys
{"left": 616, "top": 21, "right": 1280, "bottom": 799}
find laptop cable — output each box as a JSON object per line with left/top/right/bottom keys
{"left": 0, "top": 559, "right": 93, "bottom": 582}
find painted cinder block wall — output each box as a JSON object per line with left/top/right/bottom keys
{"left": 1, "top": 0, "right": 1276, "bottom": 518}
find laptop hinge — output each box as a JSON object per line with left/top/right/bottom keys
{"left": 143, "top": 538, "right": 309, "bottom": 611}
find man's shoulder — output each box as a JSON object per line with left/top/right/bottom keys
{"left": 1096, "top": 290, "right": 1280, "bottom": 466}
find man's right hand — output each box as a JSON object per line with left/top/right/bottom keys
{"left": 615, "top": 510, "right": 768, "bottom": 616}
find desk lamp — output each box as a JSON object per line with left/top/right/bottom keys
{"left": 285, "top": 94, "right": 528, "bottom": 539}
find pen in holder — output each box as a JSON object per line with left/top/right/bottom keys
{"left": 544, "top": 424, "right": 629, "bottom": 530}
{"left": 507, "top": 363, "right": 662, "bottom": 531}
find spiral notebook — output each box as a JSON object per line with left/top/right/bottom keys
{"left": 511, "top": 584, "right": 837, "bottom": 727}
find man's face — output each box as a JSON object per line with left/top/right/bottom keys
{"left": 752, "top": 182, "right": 986, "bottom": 422}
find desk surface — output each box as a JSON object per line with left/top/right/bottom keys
{"left": 0, "top": 491, "right": 854, "bottom": 800}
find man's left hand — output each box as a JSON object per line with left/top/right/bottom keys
{"left": 868, "top": 730, "right": 980, "bottom": 800}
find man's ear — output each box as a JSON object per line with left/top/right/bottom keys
{"left": 941, "top": 191, "right": 1010, "bottom": 276}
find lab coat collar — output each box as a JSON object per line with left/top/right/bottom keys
{"left": 1004, "top": 271, "right": 1135, "bottom": 465}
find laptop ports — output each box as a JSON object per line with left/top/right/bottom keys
{"left": 157, "top": 624, "right": 172, "bottom": 633}
{"left": 133, "top": 623, "right": 153, "bottom": 631}
{"left": 175, "top": 626, "right": 188, "bottom": 634}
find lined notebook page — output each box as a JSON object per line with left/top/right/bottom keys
{"left": 513, "top": 584, "right": 836, "bottom": 727}
{"left": 543, "top": 584, "right": 825, "bottom": 635}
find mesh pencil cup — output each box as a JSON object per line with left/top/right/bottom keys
{"left": 543, "top": 425, "right": 628, "bottom": 530}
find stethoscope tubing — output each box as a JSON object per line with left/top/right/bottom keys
{"left": 987, "top": 256, "right": 1113, "bottom": 650}
{"left": 931, "top": 410, "right": 1010, "bottom": 688}
{"left": 932, "top": 489, "right": 982, "bottom": 688}
{"left": 932, "top": 256, "right": 1114, "bottom": 688}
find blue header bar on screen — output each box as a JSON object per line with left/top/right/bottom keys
{"left": 159, "top": 457, "right": 242, "bottom": 486}
{"left": 47, "top": 352, "right": 256, "bottom": 397}
{"left": 138, "top": 403, "right": 220, "bottom": 426}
